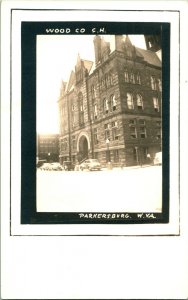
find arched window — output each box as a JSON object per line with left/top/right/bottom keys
{"left": 153, "top": 97, "right": 159, "bottom": 112}
{"left": 127, "top": 93, "right": 134, "bottom": 109}
{"left": 103, "top": 98, "right": 109, "bottom": 114}
{"left": 110, "top": 94, "right": 117, "bottom": 111}
{"left": 136, "top": 94, "right": 143, "bottom": 110}
{"left": 124, "top": 69, "right": 129, "bottom": 82}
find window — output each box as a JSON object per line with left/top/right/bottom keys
{"left": 140, "top": 126, "right": 147, "bottom": 138}
{"left": 110, "top": 73, "right": 114, "bottom": 85}
{"left": 104, "top": 123, "right": 110, "bottom": 140}
{"left": 153, "top": 97, "right": 159, "bottom": 112}
{"left": 129, "top": 119, "right": 136, "bottom": 125}
{"left": 136, "top": 94, "right": 143, "bottom": 110}
{"left": 130, "top": 72, "right": 135, "bottom": 84}
{"left": 156, "top": 121, "right": 161, "bottom": 127}
{"left": 112, "top": 121, "right": 119, "bottom": 140}
{"left": 156, "top": 129, "right": 162, "bottom": 139}
{"left": 158, "top": 79, "right": 162, "bottom": 91}
{"left": 103, "top": 98, "right": 109, "bottom": 114}
{"left": 127, "top": 93, "right": 134, "bottom": 109}
{"left": 78, "top": 93, "right": 84, "bottom": 125}
{"left": 136, "top": 72, "right": 141, "bottom": 84}
{"left": 130, "top": 126, "right": 137, "bottom": 138}
{"left": 139, "top": 119, "right": 145, "bottom": 125}
{"left": 93, "top": 103, "right": 98, "bottom": 119}
{"left": 151, "top": 76, "right": 157, "bottom": 90}
{"left": 94, "top": 128, "right": 99, "bottom": 145}
{"left": 111, "top": 94, "right": 117, "bottom": 111}
{"left": 124, "top": 69, "right": 129, "bottom": 82}
{"left": 113, "top": 150, "right": 119, "bottom": 162}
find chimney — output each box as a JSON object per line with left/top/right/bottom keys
{"left": 93, "top": 35, "right": 102, "bottom": 66}
{"left": 115, "top": 35, "right": 124, "bottom": 51}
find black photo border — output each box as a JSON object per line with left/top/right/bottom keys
{"left": 18, "top": 20, "right": 170, "bottom": 225}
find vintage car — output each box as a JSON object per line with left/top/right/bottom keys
{"left": 63, "top": 161, "right": 75, "bottom": 171}
{"left": 79, "top": 159, "right": 101, "bottom": 171}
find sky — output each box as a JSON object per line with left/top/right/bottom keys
{"left": 37, "top": 35, "right": 146, "bottom": 134}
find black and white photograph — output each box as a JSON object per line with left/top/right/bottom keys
{"left": 1, "top": 2, "right": 188, "bottom": 299}
{"left": 36, "top": 33, "right": 163, "bottom": 216}
{"left": 12, "top": 10, "right": 179, "bottom": 231}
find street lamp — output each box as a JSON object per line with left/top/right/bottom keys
{"left": 48, "top": 152, "right": 51, "bottom": 162}
{"left": 106, "top": 138, "right": 110, "bottom": 162}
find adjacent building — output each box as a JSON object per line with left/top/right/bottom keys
{"left": 58, "top": 35, "right": 162, "bottom": 166}
{"left": 37, "top": 134, "right": 59, "bottom": 162}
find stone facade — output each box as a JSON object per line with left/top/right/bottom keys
{"left": 58, "top": 35, "right": 162, "bottom": 167}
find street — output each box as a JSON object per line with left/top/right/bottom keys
{"left": 37, "top": 165, "right": 162, "bottom": 213}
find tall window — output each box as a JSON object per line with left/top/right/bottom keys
{"left": 93, "top": 103, "right": 98, "bottom": 119}
{"left": 130, "top": 126, "right": 137, "bottom": 138}
{"left": 112, "top": 121, "right": 119, "bottom": 140}
{"left": 93, "top": 128, "right": 99, "bottom": 145}
{"left": 124, "top": 69, "right": 129, "bottom": 82}
{"left": 151, "top": 76, "right": 157, "bottom": 90}
{"left": 136, "top": 72, "right": 141, "bottom": 84}
{"left": 130, "top": 72, "right": 135, "bottom": 84}
{"left": 103, "top": 98, "right": 109, "bottom": 114}
{"left": 136, "top": 94, "right": 143, "bottom": 110}
{"left": 158, "top": 79, "right": 162, "bottom": 91}
{"left": 153, "top": 97, "right": 159, "bottom": 112}
{"left": 110, "top": 94, "right": 117, "bottom": 111}
{"left": 140, "top": 126, "right": 147, "bottom": 138}
{"left": 78, "top": 93, "right": 84, "bottom": 125}
{"left": 156, "top": 129, "right": 161, "bottom": 139}
{"left": 104, "top": 123, "right": 110, "bottom": 140}
{"left": 127, "top": 93, "right": 134, "bottom": 109}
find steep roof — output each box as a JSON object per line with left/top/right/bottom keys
{"left": 136, "top": 47, "right": 161, "bottom": 67}
{"left": 82, "top": 59, "right": 93, "bottom": 73}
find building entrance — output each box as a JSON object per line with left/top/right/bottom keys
{"left": 78, "top": 135, "right": 89, "bottom": 162}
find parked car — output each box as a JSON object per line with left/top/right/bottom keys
{"left": 63, "top": 161, "right": 75, "bottom": 171}
{"left": 40, "top": 163, "right": 52, "bottom": 171}
{"left": 79, "top": 159, "right": 101, "bottom": 171}
{"left": 50, "top": 162, "right": 63, "bottom": 171}
{"left": 153, "top": 152, "right": 162, "bottom": 165}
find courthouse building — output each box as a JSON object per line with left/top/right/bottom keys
{"left": 58, "top": 35, "right": 162, "bottom": 166}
